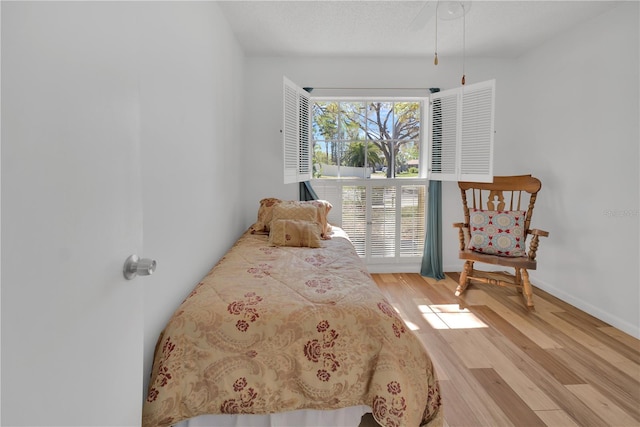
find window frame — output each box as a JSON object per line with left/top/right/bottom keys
{"left": 307, "top": 96, "right": 428, "bottom": 268}
{"left": 310, "top": 97, "right": 428, "bottom": 180}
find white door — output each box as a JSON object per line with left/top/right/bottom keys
{"left": 2, "top": 3, "right": 144, "bottom": 425}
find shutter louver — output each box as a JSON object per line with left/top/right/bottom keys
{"left": 429, "top": 90, "right": 459, "bottom": 181}
{"left": 342, "top": 185, "right": 367, "bottom": 256}
{"left": 283, "top": 82, "right": 299, "bottom": 184}
{"left": 298, "top": 94, "right": 311, "bottom": 177}
{"left": 400, "top": 185, "right": 426, "bottom": 257}
{"left": 370, "top": 186, "right": 396, "bottom": 258}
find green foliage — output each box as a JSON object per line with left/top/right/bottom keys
{"left": 342, "top": 142, "right": 382, "bottom": 168}
{"left": 312, "top": 100, "right": 421, "bottom": 178}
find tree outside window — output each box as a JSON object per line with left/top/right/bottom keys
{"left": 312, "top": 100, "right": 421, "bottom": 179}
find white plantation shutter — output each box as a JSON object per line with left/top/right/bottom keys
{"left": 370, "top": 186, "right": 396, "bottom": 258}
{"left": 400, "top": 185, "right": 426, "bottom": 257}
{"left": 283, "top": 79, "right": 298, "bottom": 183}
{"left": 317, "top": 181, "right": 425, "bottom": 261}
{"left": 460, "top": 80, "right": 495, "bottom": 181}
{"left": 298, "top": 93, "right": 311, "bottom": 178}
{"left": 428, "top": 79, "right": 495, "bottom": 182}
{"left": 428, "top": 90, "right": 459, "bottom": 181}
{"left": 341, "top": 185, "right": 367, "bottom": 256}
{"left": 283, "top": 76, "right": 311, "bottom": 184}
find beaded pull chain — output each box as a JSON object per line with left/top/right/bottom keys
{"left": 461, "top": 3, "right": 466, "bottom": 85}
{"left": 434, "top": 2, "right": 439, "bottom": 66}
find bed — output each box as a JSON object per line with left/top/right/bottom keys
{"left": 142, "top": 199, "right": 442, "bottom": 427}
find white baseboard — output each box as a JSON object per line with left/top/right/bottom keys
{"left": 366, "top": 264, "right": 504, "bottom": 276}
{"left": 528, "top": 274, "right": 640, "bottom": 340}
{"left": 366, "top": 263, "right": 421, "bottom": 274}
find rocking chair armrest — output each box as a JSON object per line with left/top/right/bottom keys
{"left": 453, "top": 223, "right": 469, "bottom": 250}
{"left": 529, "top": 228, "right": 549, "bottom": 238}
{"left": 527, "top": 229, "right": 549, "bottom": 261}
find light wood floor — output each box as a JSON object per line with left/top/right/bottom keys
{"left": 367, "top": 272, "right": 640, "bottom": 427}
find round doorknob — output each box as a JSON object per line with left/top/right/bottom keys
{"left": 123, "top": 255, "right": 157, "bottom": 280}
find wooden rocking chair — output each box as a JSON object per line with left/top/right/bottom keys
{"left": 453, "top": 175, "right": 549, "bottom": 308}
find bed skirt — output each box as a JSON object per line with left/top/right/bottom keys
{"left": 174, "top": 406, "right": 371, "bottom": 427}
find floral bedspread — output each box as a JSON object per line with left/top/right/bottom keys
{"left": 142, "top": 228, "right": 442, "bottom": 427}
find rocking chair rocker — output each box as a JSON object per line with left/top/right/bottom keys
{"left": 453, "top": 175, "right": 549, "bottom": 308}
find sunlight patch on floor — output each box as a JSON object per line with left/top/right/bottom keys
{"left": 419, "top": 304, "right": 488, "bottom": 330}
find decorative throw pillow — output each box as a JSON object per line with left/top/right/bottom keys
{"left": 279, "top": 199, "right": 333, "bottom": 238}
{"left": 467, "top": 209, "right": 526, "bottom": 257}
{"left": 249, "top": 198, "right": 282, "bottom": 234}
{"left": 270, "top": 202, "right": 318, "bottom": 225}
{"left": 268, "top": 219, "right": 322, "bottom": 248}
{"left": 304, "top": 199, "right": 333, "bottom": 238}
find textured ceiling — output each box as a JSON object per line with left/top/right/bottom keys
{"left": 218, "top": 1, "right": 622, "bottom": 58}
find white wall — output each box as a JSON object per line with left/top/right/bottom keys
{"left": 1, "top": 1, "right": 246, "bottom": 422}
{"left": 509, "top": 2, "right": 639, "bottom": 337}
{"left": 242, "top": 3, "right": 639, "bottom": 338}
{"left": 134, "top": 2, "right": 246, "bottom": 395}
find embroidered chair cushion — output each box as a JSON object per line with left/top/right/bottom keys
{"left": 467, "top": 209, "right": 526, "bottom": 257}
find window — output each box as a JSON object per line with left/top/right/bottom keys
{"left": 283, "top": 77, "right": 496, "bottom": 185}
{"left": 282, "top": 77, "right": 495, "bottom": 269}
{"left": 309, "top": 96, "right": 427, "bottom": 265}
{"left": 311, "top": 100, "right": 423, "bottom": 179}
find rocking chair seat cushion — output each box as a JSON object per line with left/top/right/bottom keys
{"left": 467, "top": 209, "right": 526, "bottom": 257}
